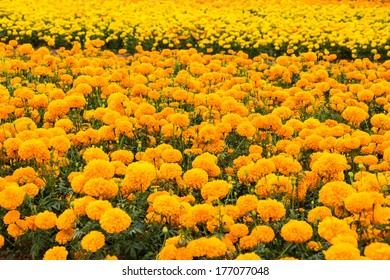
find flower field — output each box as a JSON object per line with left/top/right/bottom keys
{"left": 0, "top": 0, "right": 390, "bottom": 260}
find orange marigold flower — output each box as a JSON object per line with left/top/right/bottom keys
{"left": 341, "top": 106, "right": 369, "bottom": 126}
{"left": 319, "top": 181, "right": 355, "bottom": 208}
{"left": 153, "top": 195, "right": 181, "bottom": 218}
{"left": 311, "top": 153, "right": 350, "bottom": 180}
{"left": 83, "top": 159, "right": 115, "bottom": 180}
{"left": 100, "top": 208, "right": 132, "bottom": 234}
{"left": 236, "top": 121, "right": 256, "bottom": 138}
{"left": 186, "top": 237, "right": 227, "bottom": 258}
{"left": 72, "top": 196, "right": 96, "bottom": 217}
{"left": 324, "top": 243, "right": 361, "bottom": 260}
{"left": 3, "top": 210, "right": 21, "bottom": 225}
{"left": 121, "top": 161, "right": 157, "bottom": 195}
{"left": 110, "top": 150, "right": 134, "bottom": 164}
{"left": 201, "top": 180, "right": 229, "bottom": 201}
{"left": 183, "top": 168, "right": 208, "bottom": 190}
{"left": 256, "top": 199, "right": 286, "bottom": 222}
{"left": 86, "top": 200, "right": 113, "bottom": 220}
{"left": 47, "top": 99, "right": 70, "bottom": 118}
{"left": 81, "top": 231, "right": 105, "bottom": 253}
{"left": 0, "top": 234, "right": 4, "bottom": 249}
{"left": 55, "top": 228, "right": 75, "bottom": 245}
{"left": 239, "top": 235, "right": 258, "bottom": 250}
{"left": 307, "top": 206, "right": 332, "bottom": 224}
{"left": 236, "top": 194, "right": 258, "bottom": 216}
{"left": 364, "top": 242, "right": 390, "bottom": 260}
{"left": 83, "top": 178, "right": 118, "bottom": 199}
{"left": 229, "top": 223, "right": 249, "bottom": 239}
{"left": 0, "top": 185, "right": 26, "bottom": 210}
{"left": 318, "top": 217, "right": 357, "bottom": 242}
{"left": 18, "top": 139, "right": 50, "bottom": 163}
{"left": 161, "top": 149, "right": 182, "bottom": 163}
{"left": 82, "top": 147, "right": 109, "bottom": 162}
{"left": 43, "top": 246, "right": 68, "bottom": 260}
{"left": 281, "top": 219, "right": 313, "bottom": 243}
{"left": 344, "top": 192, "right": 377, "bottom": 214}
{"left": 251, "top": 225, "right": 275, "bottom": 243}
{"left": 35, "top": 210, "right": 57, "bottom": 230}
{"left": 56, "top": 209, "right": 76, "bottom": 230}
{"left": 158, "top": 163, "right": 182, "bottom": 180}
{"left": 192, "top": 153, "right": 220, "bottom": 177}
{"left": 235, "top": 252, "right": 261, "bottom": 260}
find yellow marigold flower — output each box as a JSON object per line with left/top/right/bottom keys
{"left": 161, "top": 149, "right": 182, "bottom": 163}
{"left": 0, "top": 234, "right": 4, "bottom": 249}
{"left": 311, "top": 153, "right": 350, "bottom": 180}
{"left": 100, "top": 208, "right": 132, "bottom": 234}
{"left": 110, "top": 150, "right": 134, "bottom": 164}
{"left": 3, "top": 210, "right": 21, "bottom": 225}
{"left": 239, "top": 235, "right": 258, "bottom": 250}
{"left": 35, "top": 210, "right": 57, "bottom": 230}
{"left": 86, "top": 200, "right": 113, "bottom": 220}
{"left": 344, "top": 192, "right": 377, "bottom": 214}
{"left": 153, "top": 195, "right": 181, "bottom": 218}
{"left": 47, "top": 99, "right": 70, "bottom": 118}
{"left": 49, "top": 135, "right": 71, "bottom": 156}
{"left": 21, "top": 183, "right": 39, "bottom": 197}
{"left": 43, "top": 246, "right": 68, "bottom": 260}
{"left": 318, "top": 217, "right": 357, "bottom": 242}
{"left": 105, "top": 255, "right": 118, "bottom": 260}
{"left": 55, "top": 228, "right": 75, "bottom": 245}
{"left": 256, "top": 173, "right": 293, "bottom": 198}
{"left": 18, "top": 139, "right": 50, "bottom": 163}
{"left": 81, "top": 231, "right": 105, "bottom": 253}
{"left": 319, "top": 181, "right": 355, "bottom": 208}
{"left": 307, "top": 206, "right": 332, "bottom": 224}
{"left": 251, "top": 225, "right": 275, "bottom": 243}
{"left": 83, "top": 159, "right": 115, "bottom": 180}
{"left": 201, "top": 180, "right": 229, "bottom": 201}
{"left": 235, "top": 252, "right": 261, "bottom": 260}
{"left": 229, "top": 223, "right": 249, "bottom": 238}
{"left": 373, "top": 206, "right": 390, "bottom": 225}
{"left": 324, "top": 243, "right": 361, "bottom": 260}
{"left": 236, "top": 121, "right": 256, "bottom": 138}
{"left": 73, "top": 196, "right": 96, "bottom": 217}
{"left": 158, "top": 163, "right": 182, "bottom": 180}
{"left": 183, "top": 168, "right": 208, "bottom": 190}
{"left": 281, "top": 219, "right": 313, "bottom": 243}
{"left": 307, "top": 241, "right": 322, "bottom": 251}
{"left": 331, "top": 234, "right": 358, "bottom": 247}
{"left": 364, "top": 242, "right": 390, "bottom": 260}
{"left": 236, "top": 194, "right": 258, "bottom": 216}
{"left": 186, "top": 237, "right": 227, "bottom": 258}
{"left": 121, "top": 161, "right": 157, "bottom": 195}
{"left": 83, "top": 178, "right": 118, "bottom": 199}
{"left": 192, "top": 153, "right": 220, "bottom": 177}
{"left": 169, "top": 113, "right": 190, "bottom": 127}
{"left": 341, "top": 106, "right": 369, "bottom": 126}
{"left": 56, "top": 209, "right": 76, "bottom": 230}
{"left": 256, "top": 199, "right": 286, "bottom": 222}
{"left": 0, "top": 185, "right": 26, "bottom": 210}
{"left": 180, "top": 203, "right": 216, "bottom": 228}
{"left": 82, "top": 147, "right": 109, "bottom": 162}
{"left": 157, "top": 244, "right": 178, "bottom": 260}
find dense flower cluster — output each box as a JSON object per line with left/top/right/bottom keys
{"left": 0, "top": 0, "right": 390, "bottom": 261}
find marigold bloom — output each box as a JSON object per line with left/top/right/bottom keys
{"left": 235, "top": 253, "right": 261, "bottom": 260}
{"left": 153, "top": 195, "right": 181, "bottom": 218}
{"left": 319, "top": 181, "right": 355, "bottom": 208}
{"left": 86, "top": 200, "right": 113, "bottom": 220}
{"left": 324, "top": 243, "right": 361, "bottom": 260}
{"left": 82, "top": 147, "right": 109, "bottom": 162}
{"left": 192, "top": 153, "right": 220, "bottom": 177}
{"left": 100, "top": 208, "right": 132, "bottom": 234}
{"left": 236, "top": 194, "right": 258, "bottom": 216}
{"left": 307, "top": 206, "right": 332, "bottom": 224}
{"left": 110, "top": 150, "right": 134, "bottom": 164}
{"left": 344, "top": 192, "right": 376, "bottom": 214}
{"left": 55, "top": 228, "right": 75, "bottom": 245}
{"left": 121, "top": 161, "right": 157, "bottom": 195}
{"left": 311, "top": 153, "right": 350, "bottom": 180}
{"left": 3, "top": 210, "right": 21, "bottom": 225}
{"left": 43, "top": 246, "right": 68, "bottom": 260}
{"left": 0, "top": 234, "right": 4, "bottom": 249}
{"left": 161, "top": 149, "right": 182, "bottom": 163}
{"left": 256, "top": 199, "right": 286, "bottom": 222}
{"left": 201, "top": 180, "right": 229, "bottom": 201}
{"left": 56, "top": 209, "right": 76, "bottom": 230}
{"left": 341, "top": 106, "right": 369, "bottom": 126}
{"left": 364, "top": 242, "right": 390, "bottom": 260}
{"left": 18, "top": 139, "right": 50, "bottom": 163}
{"left": 158, "top": 163, "right": 182, "bottom": 180}
{"left": 318, "top": 217, "right": 357, "bottom": 242}
{"left": 229, "top": 223, "right": 249, "bottom": 239}
{"left": 186, "top": 237, "right": 227, "bottom": 258}
{"left": 81, "top": 231, "right": 105, "bottom": 253}
{"left": 281, "top": 219, "right": 313, "bottom": 243}
{"left": 239, "top": 235, "right": 258, "bottom": 250}
{"left": 183, "top": 168, "right": 208, "bottom": 190}
{"left": 72, "top": 196, "right": 96, "bottom": 217}
{"left": 251, "top": 225, "right": 275, "bottom": 243}
{"left": 84, "top": 159, "right": 115, "bottom": 180}
{"left": 35, "top": 210, "right": 57, "bottom": 230}
{"left": 0, "top": 185, "right": 26, "bottom": 210}
{"left": 83, "top": 178, "right": 118, "bottom": 199}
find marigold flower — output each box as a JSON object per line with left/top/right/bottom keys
{"left": 364, "top": 242, "right": 390, "bottom": 260}
{"left": 83, "top": 159, "right": 115, "bottom": 180}
{"left": 281, "top": 219, "right": 313, "bottom": 243}
{"left": 158, "top": 163, "right": 182, "bottom": 180}
{"left": 83, "top": 178, "right": 118, "bottom": 199}
{"left": 110, "top": 150, "right": 134, "bottom": 164}
{"left": 73, "top": 196, "right": 96, "bottom": 217}
{"left": 229, "top": 223, "right": 249, "bottom": 239}
{"left": 311, "top": 153, "right": 350, "bottom": 180}
{"left": 324, "top": 243, "right": 361, "bottom": 260}
{"left": 35, "top": 210, "right": 57, "bottom": 230}
{"left": 307, "top": 206, "right": 332, "bottom": 224}
{"left": 235, "top": 253, "right": 261, "bottom": 260}
{"left": 18, "top": 139, "right": 50, "bottom": 163}
{"left": 341, "top": 106, "right": 369, "bottom": 126}
{"left": 319, "top": 181, "right": 355, "bottom": 208}
{"left": 201, "top": 180, "right": 229, "bottom": 201}
{"left": 192, "top": 153, "right": 220, "bottom": 177}
{"left": 56, "top": 209, "right": 76, "bottom": 230}
{"left": 3, "top": 210, "right": 21, "bottom": 225}
{"left": 21, "top": 183, "right": 39, "bottom": 197}
{"left": 344, "top": 192, "right": 377, "bottom": 214}
{"left": 236, "top": 194, "right": 258, "bottom": 216}
{"left": 86, "top": 200, "right": 113, "bottom": 221}
{"left": 82, "top": 147, "right": 109, "bottom": 162}
{"left": 251, "top": 225, "right": 275, "bottom": 243}
{"left": 43, "top": 246, "right": 68, "bottom": 260}
{"left": 81, "top": 231, "right": 105, "bottom": 253}
{"left": 186, "top": 237, "right": 227, "bottom": 258}
{"left": 100, "top": 208, "right": 132, "bottom": 234}
{"left": 121, "top": 161, "right": 157, "bottom": 195}
{"left": 256, "top": 199, "right": 286, "bottom": 222}
{"left": 0, "top": 234, "right": 4, "bottom": 249}
{"left": 0, "top": 185, "right": 26, "bottom": 210}
{"left": 161, "top": 149, "right": 182, "bottom": 163}
{"left": 318, "top": 217, "right": 357, "bottom": 242}
{"left": 239, "top": 235, "right": 258, "bottom": 250}
{"left": 183, "top": 168, "right": 208, "bottom": 190}
{"left": 55, "top": 228, "right": 75, "bottom": 245}
{"left": 153, "top": 195, "right": 181, "bottom": 218}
